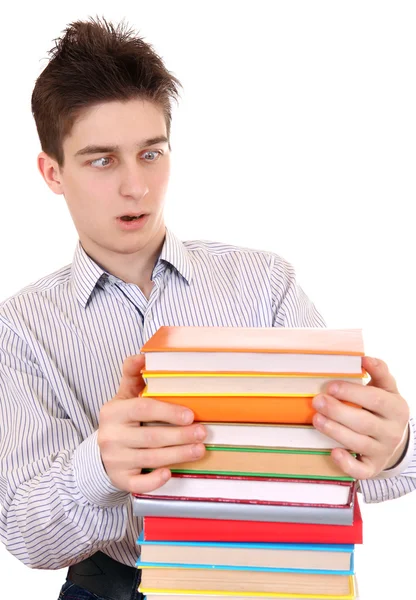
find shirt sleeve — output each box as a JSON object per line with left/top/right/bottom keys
{"left": 270, "top": 253, "right": 326, "bottom": 328}
{"left": 0, "top": 318, "right": 129, "bottom": 569}
{"left": 359, "top": 418, "right": 416, "bottom": 502}
{"left": 269, "top": 253, "right": 416, "bottom": 502}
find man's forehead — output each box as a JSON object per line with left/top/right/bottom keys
{"left": 66, "top": 98, "right": 167, "bottom": 146}
{"left": 73, "top": 136, "right": 169, "bottom": 157}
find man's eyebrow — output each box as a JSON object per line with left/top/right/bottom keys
{"left": 74, "top": 135, "right": 169, "bottom": 157}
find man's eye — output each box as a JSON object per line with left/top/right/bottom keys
{"left": 143, "top": 150, "right": 162, "bottom": 162}
{"left": 90, "top": 157, "right": 112, "bottom": 168}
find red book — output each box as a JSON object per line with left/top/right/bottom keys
{"left": 142, "top": 493, "right": 362, "bottom": 545}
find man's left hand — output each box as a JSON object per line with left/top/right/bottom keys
{"left": 312, "top": 356, "right": 410, "bottom": 479}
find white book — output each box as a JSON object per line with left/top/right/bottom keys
{"left": 144, "top": 422, "right": 345, "bottom": 450}
{"left": 143, "top": 372, "right": 364, "bottom": 396}
{"left": 140, "top": 475, "right": 352, "bottom": 505}
{"left": 145, "top": 351, "right": 363, "bottom": 374}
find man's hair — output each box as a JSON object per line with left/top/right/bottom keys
{"left": 31, "top": 16, "right": 182, "bottom": 168}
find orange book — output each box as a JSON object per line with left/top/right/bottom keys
{"left": 140, "top": 389, "right": 359, "bottom": 424}
{"left": 141, "top": 326, "right": 364, "bottom": 374}
{"left": 141, "top": 326, "right": 364, "bottom": 354}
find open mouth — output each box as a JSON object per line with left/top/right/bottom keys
{"left": 119, "top": 214, "right": 145, "bottom": 221}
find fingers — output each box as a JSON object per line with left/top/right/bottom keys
{"left": 310, "top": 358, "right": 410, "bottom": 481}
{"left": 320, "top": 380, "right": 403, "bottom": 420}
{"left": 312, "top": 394, "right": 388, "bottom": 438}
{"left": 121, "top": 423, "right": 207, "bottom": 449}
{"left": 105, "top": 396, "right": 195, "bottom": 426}
{"left": 313, "top": 394, "right": 407, "bottom": 448}
{"left": 127, "top": 468, "right": 172, "bottom": 494}
{"left": 101, "top": 441, "right": 206, "bottom": 494}
{"left": 361, "top": 356, "right": 399, "bottom": 394}
{"left": 330, "top": 449, "right": 379, "bottom": 480}
{"left": 312, "top": 394, "right": 409, "bottom": 479}
{"left": 312, "top": 411, "right": 383, "bottom": 456}
{"left": 116, "top": 354, "right": 146, "bottom": 400}
{"left": 109, "top": 443, "right": 206, "bottom": 472}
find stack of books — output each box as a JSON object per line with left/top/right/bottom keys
{"left": 133, "top": 326, "right": 365, "bottom": 599}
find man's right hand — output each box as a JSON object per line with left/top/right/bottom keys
{"left": 97, "top": 354, "right": 207, "bottom": 494}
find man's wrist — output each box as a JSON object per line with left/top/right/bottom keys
{"left": 73, "top": 430, "right": 130, "bottom": 507}
{"left": 384, "top": 424, "right": 410, "bottom": 471}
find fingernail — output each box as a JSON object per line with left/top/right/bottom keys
{"left": 314, "top": 413, "right": 327, "bottom": 428}
{"left": 161, "top": 469, "right": 170, "bottom": 482}
{"left": 182, "top": 409, "right": 193, "bottom": 424}
{"left": 328, "top": 384, "right": 339, "bottom": 395}
{"left": 313, "top": 396, "right": 325, "bottom": 410}
{"left": 194, "top": 426, "right": 206, "bottom": 441}
{"left": 191, "top": 444, "right": 204, "bottom": 458}
{"left": 369, "top": 357, "right": 379, "bottom": 367}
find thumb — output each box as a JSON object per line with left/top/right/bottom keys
{"left": 362, "top": 356, "right": 399, "bottom": 394}
{"left": 116, "top": 354, "right": 146, "bottom": 400}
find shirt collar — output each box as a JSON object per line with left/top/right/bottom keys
{"left": 157, "top": 227, "right": 193, "bottom": 285}
{"left": 71, "top": 241, "right": 106, "bottom": 308}
{"left": 71, "top": 227, "right": 193, "bottom": 308}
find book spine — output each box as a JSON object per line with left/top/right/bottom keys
{"left": 136, "top": 559, "right": 354, "bottom": 576}
{"left": 140, "top": 392, "right": 316, "bottom": 423}
{"left": 133, "top": 498, "right": 354, "bottom": 525}
{"left": 135, "top": 493, "right": 350, "bottom": 509}
{"left": 143, "top": 518, "right": 362, "bottom": 545}
{"left": 144, "top": 473, "right": 353, "bottom": 485}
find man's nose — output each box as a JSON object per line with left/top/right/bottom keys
{"left": 119, "top": 163, "right": 149, "bottom": 199}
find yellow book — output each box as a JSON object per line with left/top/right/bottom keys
{"left": 139, "top": 568, "right": 356, "bottom": 598}
{"left": 142, "top": 370, "right": 366, "bottom": 396}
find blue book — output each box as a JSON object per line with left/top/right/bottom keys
{"left": 136, "top": 532, "right": 354, "bottom": 575}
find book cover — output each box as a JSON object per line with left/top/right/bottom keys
{"left": 139, "top": 589, "right": 357, "bottom": 600}
{"left": 137, "top": 533, "right": 354, "bottom": 574}
{"left": 143, "top": 422, "right": 347, "bottom": 450}
{"left": 139, "top": 390, "right": 361, "bottom": 424}
{"left": 134, "top": 474, "right": 355, "bottom": 506}
{"left": 156, "top": 446, "right": 355, "bottom": 481}
{"left": 141, "top": 495, "right": 362, "bottom": 544}
{"left": 141, "top": 326, "right": 364, "bottom": 355}
{"left": 142, "top": 370, "right": 365, "bottom": 396}
{"left": 133, "top": 496, "right": 354, "bottom": 525}
{"left": 136, "top": 559, "right": 354, "bottom": 576}
{"left": 139, "top": 567, "right": 355, "bottom": 596}
{"left": 140, "top": 591, "right": 358, "bottom": 600}
{"left": 144, "top": 350, "right": 363, "bottom": 374}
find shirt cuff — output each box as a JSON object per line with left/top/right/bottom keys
{"left": 73, "top": 430, "right": 129, "bottom": 507}
{"left": 373, "top": 421, "right": 414, "bottom": 480}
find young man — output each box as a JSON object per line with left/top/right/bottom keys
{"left": 0, "top": 16, "right": 414, "bottom": 600}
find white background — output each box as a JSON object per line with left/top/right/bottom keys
{"left": 0, "top": 1, "right": 415, "bottom": 599}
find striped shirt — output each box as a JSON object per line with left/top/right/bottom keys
{"left": 0, "top": 228, "right": 415, "bottom": 569}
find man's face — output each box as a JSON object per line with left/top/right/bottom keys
{"left": 53, "top": 98, "right": 171, "bottom": 259}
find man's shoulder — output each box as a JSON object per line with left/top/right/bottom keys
{"left": 0, "top": 263, "right": 72, "bottom": 317}
{"left": 183, "top": 238, "right": 282, "bottom": 261}
{"left": 182, "top": 238, "right": 292, "bottom": 274}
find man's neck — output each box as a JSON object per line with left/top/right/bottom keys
{"left": 81, "top": 227, "right": 166, "bottom": 296}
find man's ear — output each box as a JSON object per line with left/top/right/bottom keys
{"left": 37, "top": 152, "right": 64, "bottom": 195}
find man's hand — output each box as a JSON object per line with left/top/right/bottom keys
{"left": 97, "top": 354, "right": 206, "bottom": 494}
{"left": 312, "top": 356, "right": 410, "bottom": 479}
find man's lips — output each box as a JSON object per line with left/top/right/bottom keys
{"left": 116, "top": 214, "right": 150, "bottom": 230}
{"left": 117, "top": 212, "right": 147, "bottom": 220}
